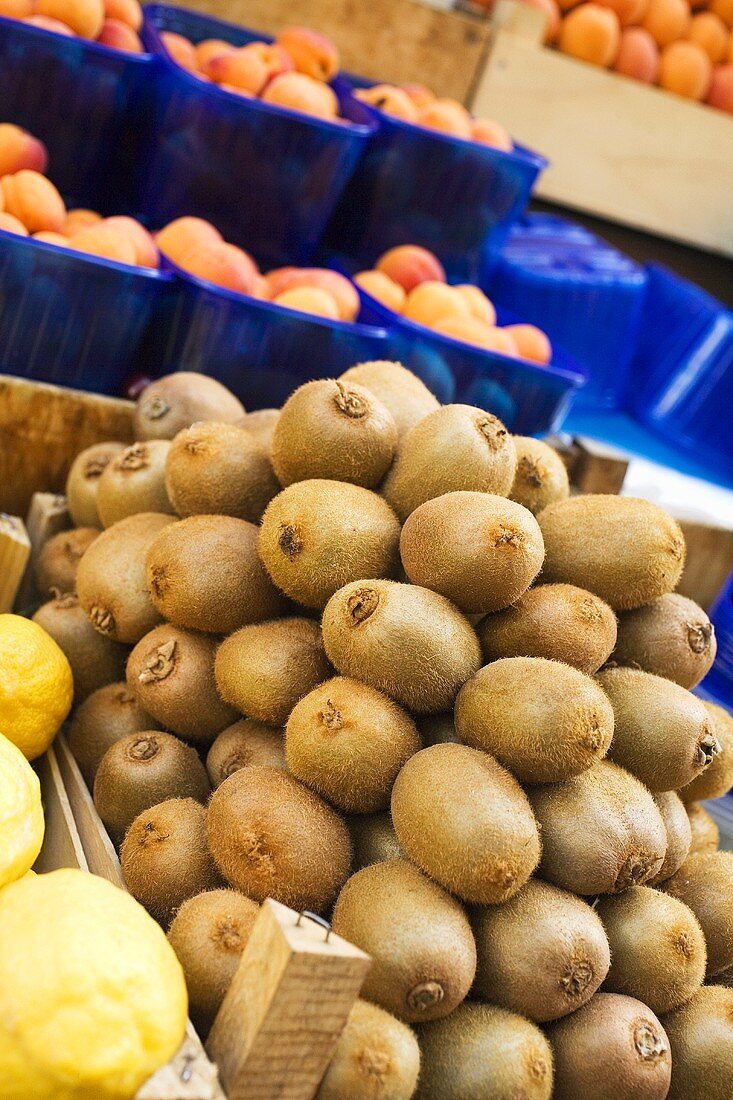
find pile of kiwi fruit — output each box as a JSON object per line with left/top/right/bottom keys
{"left": 45, "top": 365, "right": 733, "bottom": 1099}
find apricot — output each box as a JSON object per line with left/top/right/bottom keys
{"left": 177, "top": 240, "right": 259, "bottom": 295}
{"left": 62, "top": 208, "right": 102, "bottom": 236}
{"left": 34, "top": 231, "right": 69, "bottom": 245}
{"left": 597, "top": 0, "right": 649, "bottom": 26}
{"left": 471, "top": 117, "right": 513, "bottom": 151}
{"left": 104, "top": 216, "right": 158, "bottom": 267}
{"left": 273, "top": 286, "right": 340, "bottom": 319}
{"left": 687, "top": 12, "right": 728, "bottom": 62}
{"left": 263, "top": 266, "right": 298, "bottom": 297}
{"left": 1, "top": 171, "right": 66, "bottom": 234}
{"left": 267, "top": 268, "right": 359, "bottom": 321}
{"left": 155, "top": 217, "right": 222, "bottom": 263}
{"left": 560, "top": 4, "right": 621, "bottom": 66}
{"left": 36, "top": 0, "right": 103, "bottom": 38}
{"left": 243, "top": 41, "right": 294, "bottom": 81}
{"left": 455, "top": 285, "right": 497, "bottom": 325}
{"left": 194, "top": 38, "right": 233, "bottom": 71}
{"left": 69, "top": 225, "right": 138, "bottom": 265}
{"left": 251, "top": 275, "right": 271, "bottom": 300}
{"left": 432, "top": 315, "right": 498, "bottom": 348}
{"left": 403, "top": 281, "right": 472, "bottom": 327}
{"left": 710, "top": 0, "right": 733, "bottom": 27}
{"left": 98, "top": 17, "right": 143, "bottom": 52}
{"left": 354, "top": 270, "right": 407, "bottom": 313}
{"left": 161, "top": 31, "right": 198, "bottom": 72}
{"left": 205, "top": 47, "right": 268, "bottom": 94}
{"left": 276, "top": 25, "right": 340, "bottom": 82}
{"left": 659, "top": 39, "right": 712, "bottom": 96}
{"left": 103, "top": 0, "right": 141, "bottom": 30}
{"left": 261, "top": 72, "right": 339, "bottom": 120}
{"left": 376, "top": 245, "right": 446, "bottom": 292}
{"left": 0, "top": 213, "right": 29, "bottom": 237}
{"left": 219, "top": 83, "right": 253, "bottom": 98}
{"left": 504, "top": 323, "right": 552, "bottom": 364}
{"left": 418, "top": 99, "right": 473, "bottom": 138}
{"left": 23, "top": 13, "right": 74, "bottom": 32}
{"left": 0, "top": 0, "right": 33, "bottom": 17}
{"left": 614, "top": 26, "right": 660, "bottom": 80}
{"left": 707, "top": 62, "right": 733, "bottom": 108}
{"left": 402, "top": 83, "right": 435, "bottom": 109}
{"left": 642, "top": 0, "right": 691, "bottom": 47}
{"left": 729, "top": 32, "right": 733, "bottom": 62}
{"left": 355, "top": 85, "right": 419, "bottom": 122}
{"left": 558, "top": 0, "right": 583, "bottom": 10}
{"left": 0, "top": 124, "right": 48, "bottom": 177}
{"left": 522, "top": 0, "right": 563, "bottom": 41}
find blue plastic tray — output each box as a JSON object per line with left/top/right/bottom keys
{"left": 704, "top": 570, "right": 733, "bottom": 710}
{"left": 487, "top": 213, "right": 647, "bottom": 412}
{"left": 140, "top": 5, "right": 376, "bottom": 268}
{"left": 0, "top": 15, "right": 156, "bottom": 214}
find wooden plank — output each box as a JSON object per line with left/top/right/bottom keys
{"left": 0, "top": 376, "right": 134, "bottom": 517}
{"left": 0, "top": 514, "right": 31, "bottom": 613}
{"left": 677, "top": 521, "right": 733, "bottom": 611}
{"left": 33, "top": 746, "right": 88, "bottom": 873}
{"left": 571, "top": 436, "right": 629, "bottom": 495}
{"left": 55, "top": 734, "right": 125, "bottom": 887}
{"left": 177, "top": 0, "right": 493, "bottom": 103}
{"left": 14, "top": 492, "right": 71, "bottom": 612}
{"left": 207, "top": 900, "right": 370, "bottom": 1100}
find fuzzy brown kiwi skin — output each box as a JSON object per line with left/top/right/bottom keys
{"left": 478, "top": 584, "right": 617, "bottom": 675}
{"left": 612, "top": 593, "right": 716, "bottom": 690}
{"left": 127, "top": 623, "right": 238, "bottom": 748}
{"left": 34, "top": 527, "right": 99, "bottom": 596}
{"left": 331, "top": 859, "right": 477, "bottom": 1024}
{"left": 237, "top": 409, "right": 279, "bottom": 451}
{"left": 471, "top": 879, "right": 610, "bottom": 1023}
{"left": 663, "top": 852, "right": 733, "bottom": 977}
{"left": 662, "top": 985, "right": 733, "bottom": 1100}
{"left": 316, "top": 999, "right": 421, "bottom": 1100}
{"left": 348, "top": 811, "right": 403, "bottom": 870}
{"left": 680, "top": 700, "right": 733, "bottom": 803}
{"left": 93, "top": 731, "right": 211, "bottom": 845}
{"left": 32, "top": 593, "right": 128, "bottom": 703}
{"left": 96, "top": 440, "right": 174, "bottom": 527}
{"left": 65, "top": 442, "right": 127, "bottom": 527}
{"left": 67, "top": 681, "right": 160, "bottom": 787}
{"left": 455, "top": 656, "right": 614, "bottom": 784}
{"left": 509, "top": 435, "right": 570, "bottom": 515}
{"left": 597, "top": 667, "right": 720, "bottom": 792}
{"left": 527, "top": 760, "right": 668, "bottom": 896}
{"left": 134, "top": 372, "right": 245, "bottom": 441}
{"left": 649, "top": 791, "right": 692, "bottom": 885}
{"left": 546, "top": 992, "right": 671, "bottom": 1100}
{"left": 339, "top": 360, "right": 440, "bottom": 441}
{"left": 167, "top": 889, "right": 260, "bottom": 1036}
{"left": 416, "top": 713, "right": 459, "bottom": 746}
{"left": 206, "top": 720, "right": 285, "bottom": 789}
{"left": 120, "top": 798, "right": 222, "bottom": 926}
{"left": 686, "top": 802, "right": 719, "bottom": 854}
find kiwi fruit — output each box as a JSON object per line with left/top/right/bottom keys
{"left": 120, "top": 798, "right": 222, "bottom": 925}
{"left": 612, "top": 593, "right": 716, "bottom": 689}
{"left": 546, "top": 993, "right": 671, "bottom": 1100}
{"left": 285, "top": 677, "right": 420, "bottom": 812}
{"left": 134, "top": 372, "right": 245, "bottom": 441}
{"left": 339, "top": 360, "right": 440, "bottom": 440}
{"left": 477, "top": 584, "right": 617, "bottom": 674}
{"left": 34, "top": 527, "right": 99, "bottom": 596}
{"left": 687, "top": 801, "right": 719, "bottom": 854}
{"left": 164, "top": 421, "right": 279, "bottom": 522}
{"left": 537, "top": 495, "right": 686, "bottom": 610}
{"left": 331, "top": 859, "right": 476, "bottom": 1023}
{"left": 649, "top": 791, "right": 692, "bottom": 884}
{"left": 399, "top": 491, "right": 544, "bottom": 614}
{"left": 206, "top": 765, "right": 351, "bottom": 913}
{"left": 206, "top": 719, "right": 285, "bottom": 789}
{"left": 271, "top": 379, "right": 398, "bottom": 489}
{"left": 321, "top": 580, "right": 482, "bottom": 714}
{"left": 76, "top": 511, "right": 174, "bottom": 643}
{"left": 415, "top": 1003, "right": 553, "bottom": 1100}
{"left": 258, "top": 480, "right": 401, "bottom": 609}
{"left": 167, "top": 888, "right": 260, "bottom": 1035}
{"left": 509, "top": 435, "right": 570, "bottom": 514}
{"left": 595, "top": 885, "right": 705, "bottom": 1015}
{"left": 348, "top": 811, "right": 403, "bottom": 870}
{"left": 597, "top": 667, "right": 719, "bottom": 792}
{"left": 382, "top": 405, "right": 516, "bottom": 522}
{"left": 455, "top": 656, "right": 613, "bottom": 783}
{"left": 472, "top": 879, "right": 610, "bottom": 1022}
{"left": 390, "top": 743, "right": 540, "bottom": 904}
{"left": 32, "top": 593, "right": 128, "bottom": 702}
{"left": 663, "top": 852, "right": 733, "bottom": 976}
{"left": 146, "top": 515, "right": 287, "bottom": 635}
{"left": 416, "top": 713, "right": 458, "bottom": 746}
{"left": 127, "top": 623, "right": 238, "bottom": 748}
{"left": 65, "top": 441, "right": 126, "bottom": 527}
{"left": 527, "top": 760, "right": 667, "bottom": 895}
{"left": 93, "top": 731, "right": 210, "bottom": 844}
{"left": 662, "top": 985, "right": 733, "bottom": 1100}
{"left": 317, "top": 999, "right": 420, "bottom": 1100}
{"left": 67, "top": 680, "right": 159, "bottom": 787}
{"left": 238, "top": 408, "right": 279, "bottom": 450}
{"left": 96, "top": 441, "right": 174, "bottom": 527}
{"left": 681, "top": 700, "right": 733, "bottom": 802}
{"left": 214, "top": 617, "right": 331, "bottom": 726}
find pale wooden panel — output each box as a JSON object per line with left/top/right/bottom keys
{"left": 33, "top": 747, "right": 88, "bottom": 873}
{"left": 14, "top": 492, "right": 71, "bottom": 612}
{"left": 677, "top": 522, "right": 733, "bottom": 611}
{"left": 55, "top": 735, "right": 126, "bottom": 887}
{"left": 0, "top": 514, "right": 30, "bottom": 613}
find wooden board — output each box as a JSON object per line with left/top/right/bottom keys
{"left": 0, "top": 513, "right": 31, "bottom": 613}
{"left": 0, "top": 376, "right": 134, "bottom": 516}
{"left": 177, "top": 0, "right": 493, "bottom": 102}
{"left": 34, "top": 746, "right": 88, "bottom": 874}
{"left": 471, "top": 2, "right": 733, "bottom": 258}
{"left": 677, "top": 521, "right": 733, "bottom": 611}
{"left": 14, "top": 492, "right": 71, "bottom": 612}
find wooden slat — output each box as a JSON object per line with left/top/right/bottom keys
{"left": 677, "top": 521, "right": 733, "bottom": 612}
{"left": 33, "top": 746, "right": 88, "bottom": 873}
{"left": 0, "top": 513, "right": 30, "bottom": 613}
{"left": 14, "top": 492, "right": 71, "bottom": 612}
{"left": 55, "top": 735, "right": 125, "bottom": 887}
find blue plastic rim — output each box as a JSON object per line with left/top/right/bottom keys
{"left": 321, "top": 98, "right": 547, "bottom": 286}
{"left": 0, "top": 15, "right": 156, "bottom": 214}
{"left": 704, "top": 570, "right": 733, "bottom": 710}
{"left": 488, "top": 213, "right": 647, "bottom": 413}
{"left": 140, "top": 5, "right": 376, "bottom": 268}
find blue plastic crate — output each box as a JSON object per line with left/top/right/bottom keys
{"left": 704, "top": 571, "right": 733, "bottom": 711}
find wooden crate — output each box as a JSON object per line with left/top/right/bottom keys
{"left": 469, "top": 1, "right": 733, "bottom": 259}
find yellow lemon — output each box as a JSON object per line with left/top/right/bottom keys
{"left": 0, "top": 868, "right": 188, "bottom": 1100}
{"left": 0, "top": 732, "right": 44, "bottom": 888}
{"left": 0, "top": 614, "right": 74, "bottom": 759}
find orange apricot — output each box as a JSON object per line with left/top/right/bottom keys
{"left": 62, "top": 208, "right": 102, "bottom": 236}
{"left": 1, "top": 171, "right": 66, "bottom": 234}
{"left": 522, "top": 0, "right": 563, "bottom": 41}
{"left": 710, "top": 0, "right": 733, "bottom": 27}
{"left": 0, "top": 213, "right": 29, "bottom": 236}
{"left": 98, "top": 17, "right": 143, "bottom": 52}
{"left": 418, "top": 99, "right": 473, "bottom": 138}
{"left": 261, "top": 72, "right": 339, "bottom": 120}
{"left": 504, "top": 324, "right": 553, "bottom": 364}
{"left": 355, "top": 85, "right": 419, "bottom": 122}
{"left": 614, "top": 26, "right": 661, "bottom": 80}
{"left": 69, "top": 225, "right": 138, "bottom": 265}
{"left": 0, "top": 0, "right": 33, "bottom": 16}
{"left": 729, "top": 31, "right": 733, "bottom": 62}
{"left": 659, "top": 39, "right": 712, "bottom": 97}
{"left": 23, "top": 13, "right": 74, "bottom": 32}
{"left": 454, "top": 285, "right": 497, "bottom": 326}
{"left": 432, "top": 315, "right": 500, "bottom": 349}
{"left": 273, "top": 286, "right": 340, "bottom": 319}
{"left": 559, "top": 4, "right": 621, "bottom": 66}
{"left": 155, "top": 217, "right": 222, "bottom": 263}
{"left": 276, "top": 25, "right": 340, "bottom": 82}
{"left": 36, "top": 0, "right": 104, "bottom": 38}
{"left": 470, "top": 117, "right": 513, "bottom": 152}
{"left": 103, "top": 0, "right": 141, "bottom": 30}
{"left": 0, "top": 124, "right": 48, "bottom": 177}
{"left": 241, "top": 41, "right": 294, "bottom": 81}
{"left": 707, "top": 61, "right": 733, "bottom": 108}
{"left": 104, "top": 216, "right": 158, "bottom": 267}
{"left": 161, "top": 31, "right": 198, "bottom": 72}
{"left": 402, "top": 83, "right": 436, "bottom": 109}
{"left": 34, "top": 231, "right": 70, "bottom": 245}
{"left": 177, "top": 240, "right": 259, "bottom": 294}
{"left": 205, "top": 46, "right": 268, "bottom": 93}
{"left": 376, "top": 245, "right": 446, "bottom": 292}
{"left": 219, "top": 83, "right": 254, "bottom": 97}
{"left": 558, "top": 0, "right": 583, "bottom": 10}
{"left": 263, "top": 266, "right": 299, "bottom": 297}
{"left": 403, "top": 282, "right": 472, "bottom": 327}
{"left": 195, "top": 38, "right": 233, "bottom": 71}
{"left": 642, "top": 0, "right": 691, "bottom": 47}
{"left": 354, "top": 270, "right": 407, "bottom": 313}
{"left": 267, "top": 268, "right": 359, "bottom": 322}
{"left": 687, "top": 12, "right": 728, "bottom": 62}
{"left": 251, "top": 275, "right": 271, "bottom": 300}
{"left": 596, "top": 0, "right": 649, "bottom": 26}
